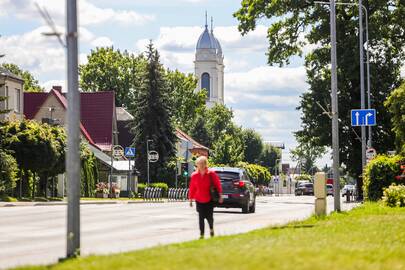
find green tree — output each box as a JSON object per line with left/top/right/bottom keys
{"left": 0, "top": 150, "right": 18, "bottom": 196}
{"left": 131, "top": 42, "right": 177, "bottom": 183}
{"left": 259, "top": 143, "right": 281, "bottom": 175}
{"left": 1, "top": 63, "right": 43, "bottom": 92}
{"left": 79, "top": 47, "right": 146, "bottom": 108}
{"left": 235, "top": 0, "right": 404, "bottom": 183}
{"left": 167, "top": 70, "right": 207, "bottom": 132}
{"left": 241, "top": 128, "right": 263, "bottom": 163}
{"left": 211, "top": 134, "right": 244, "bottom": 166}
{"left": 290, "top": 138, "right": 326, "bottom": 173}
{"left": 205, "top": 104, "right": 235, "bottom": 147}
{"left": 385, "top": 82, "right": 405, "bottom": 154}
{"left": 189, "top": 114, "right": 211, "bottom": 148}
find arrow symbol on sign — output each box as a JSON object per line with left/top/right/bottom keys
{"left": 365, "top": 112, "right": 372, "bottom": 125}
{"left": 355, "top": 112, "right": 359, "bottom": 125}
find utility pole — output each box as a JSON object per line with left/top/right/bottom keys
{"left": 66, "top": 0, "right": 80, "bottom": 258}
{"left": 359, "top": 0, "right": 366, "bottom": 172}
{"left": 330, "top": 0, "right": 341, "bottom": 211}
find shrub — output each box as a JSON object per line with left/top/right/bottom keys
{"left": 137, "top": 183, "right": 147, "bottom": 197}
{"left": 363, "top": 155, "right": 405, "bottom": 201}
{"left": 237, "top": 162, "right": 271, "bottom": 185}
{"left": 382, "top": 184, "right": 405, "bottom": 207}
{"left": 150, "top": 182, "right": 169, "bottom": 197}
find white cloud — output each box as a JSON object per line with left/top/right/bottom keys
{"left": 225, "top": 66, "right": 308, "bottom": 97}
{"left": 0, "top": 0, "right": 154, "bottom": 26}
{"left": 91, "top": 37, "right": 113, "bottom": 47}
{"left": 0, "top": 25, "right": 114, "bottom": 84}
{"left": 136, "top": 25, "right": 268, "bottom": 72}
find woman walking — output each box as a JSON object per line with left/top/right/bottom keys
{"left": 189, "top": 156, "right": 223, "bottom": 239}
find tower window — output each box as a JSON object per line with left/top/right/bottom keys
{"left": 201, "top": 72, "right": 210, "bottom": 97}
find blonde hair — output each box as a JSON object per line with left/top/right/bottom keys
{"left": 195, "top": 156, "right": 208, "bottom": 167}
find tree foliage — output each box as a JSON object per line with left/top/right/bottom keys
{"left": 79, "top": 47, "right": 146, "bottom": 108}
{"left": 242, "top": 128, "right": 263, "bottom": 164}
{"left": 1, "top": 63, "right": 43, "bottom": 92}
{"left": 167, "top": 70, "right": 207, "bottom": 133}
{"left": 290, "top": 137, "right": 326, "bottom": 173}
{"left": 235, "top": 0, "right": 405, "bottom": 180}
{"left": 0, "top": 150, "right": 18, "bottom": 195}
{"left": 211, "top": 133, "right": 244, "bottom": 166}
{"left": 131, "top": 42, "right": 177, "bottom": 183}
{"left": 385, "top": 82, "right": 405, "bottom": 154}
{"left": 259, "top": 143, "right": 281, "bottom": 174}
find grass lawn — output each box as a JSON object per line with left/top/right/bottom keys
{"left": 13, "top": 203, "right": 405, "bottom": 270}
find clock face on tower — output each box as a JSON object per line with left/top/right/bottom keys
{"left": 200, "top": 53, "right": 208, "bottom": 60}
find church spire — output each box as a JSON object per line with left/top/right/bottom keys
{"left": 211, "top": 16, "right": 213, "bottom": 33}
{"left": 205, "top": 11, "right": 208, "bottom": 28}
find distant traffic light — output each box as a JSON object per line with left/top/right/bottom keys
{"left": 181, "top": 162, "right": 189, "bottom": 177}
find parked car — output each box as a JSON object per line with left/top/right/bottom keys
{"left": 295, "top": 182, "right": 314, "bottom": 196}
{"left": 326, "top": 184, "right": 334, "bottom": 196}
{"left": 211, "top": 167, "right": 256, "bottom": 214}
{"left": 341, "top": 184, "right": 356, "bottom": 197}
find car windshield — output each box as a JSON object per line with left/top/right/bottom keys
{"left": 305, "top": 184, "right": 313, "bottom": 188}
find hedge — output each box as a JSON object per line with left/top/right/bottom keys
{"left": 363, "top": 155, "right": 404, "bottom": 201}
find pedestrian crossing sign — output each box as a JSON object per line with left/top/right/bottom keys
{"left": 125, "top": 147, "right": 136, "bottom": 157}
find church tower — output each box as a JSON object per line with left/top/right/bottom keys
{"left": 195, "top": 14, "right": 224, "bottom": 107}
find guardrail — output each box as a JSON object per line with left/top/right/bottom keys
{"left": 167, "top": 188, "right": 189, "bottom": 201}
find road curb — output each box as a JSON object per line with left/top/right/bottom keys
{"left": 0, "top": 199, "right": 181, "bottom": 207}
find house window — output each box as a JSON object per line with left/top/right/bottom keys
{"left": 201, "top": 72, "right": 210, "bottom": 98}
{"left": 15, "top": 88, "right": 21, "bottom": 113}
{"left": 5, "top": 86, "right": 8, "bottom": 110}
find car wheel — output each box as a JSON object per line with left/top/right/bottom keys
{"left": 242, "top": 202, "right": 249, "bottom": 213}
{"left": 249, "top": 199, "right": 256, "bottom": 213}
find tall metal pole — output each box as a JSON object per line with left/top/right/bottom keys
{"left": 146, "top": 140, "right": 150, "bottom": 185}
{"left": 66, "top": 0, "right": 80, "bottom": 258}
{"left": 359, "top": 0, "right": 366, "bottom": 171}
{"left": 364, "top": 8, "right": 372, "bottom": 147}
{"left": 330, "top": 0, "right": 341, "bottom": 211}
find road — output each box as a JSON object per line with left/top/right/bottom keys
{"left": 0, "top": 196, "right": 357, "bottom": 269}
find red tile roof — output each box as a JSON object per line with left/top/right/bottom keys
{"left": 24, "top": 87, "right": 115, "bottom": 151}
{"left": 176, "top": 128, "right": 209, "bottom": 151}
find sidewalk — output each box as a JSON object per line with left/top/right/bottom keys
{"left": 0, "top": 199, "right": 168, "bottom": 207}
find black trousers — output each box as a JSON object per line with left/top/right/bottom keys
{"left": 196, "top": 201, "right": 214, "bottom": 235}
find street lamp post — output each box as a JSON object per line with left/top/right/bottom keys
{"left": 314, "top": 0, "right": 372, "bottom": 199}
{"left": 312, "top": 0, "right": 341, "bottom": 211}
{"left": 66, "top": 0, "right": 80, "bottom": 257}
{"left": 275, "top": 158, "right": 281, "bottom": 196}
{"left": 146, "top": 139, "right": 153, "bottom": 185}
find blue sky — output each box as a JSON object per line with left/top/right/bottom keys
{"left": 0, "top": 0, "right": 329, "bottom": 167}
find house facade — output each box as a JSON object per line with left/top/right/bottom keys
{"left": 0, "top": 67, "right": 24, "bottom": 121}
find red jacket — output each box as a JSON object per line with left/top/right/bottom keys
{"left": 189, "top": 169, "right": 222, "bottom": 203}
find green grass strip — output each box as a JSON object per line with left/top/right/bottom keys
{"left": 13, "top": 202, "right": 405, "bottom": 270}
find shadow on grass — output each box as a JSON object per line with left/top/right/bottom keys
{"left": 271, "top": 224, "right": 316, "bottom": 230}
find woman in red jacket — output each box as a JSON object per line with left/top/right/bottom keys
{"left": 189, "top": 156, "right": 223, "bottom": 239}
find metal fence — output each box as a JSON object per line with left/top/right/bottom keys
{"left": 142, "top": 187, "right": 164, "bottom": 201}
{"left": 167, "top": 188, "right": 189, "bottom": 201}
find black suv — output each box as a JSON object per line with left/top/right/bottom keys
{"left": 211, "top": 167, "right": 256, "bottom": 214}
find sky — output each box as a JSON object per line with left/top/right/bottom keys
{"left": 0, "top": 0, "right": 331, "bottom": 167}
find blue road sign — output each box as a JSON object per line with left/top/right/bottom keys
{"left": 124, "top": 147, "right": 136, "bottom": 157}
{"left": 351, "top": 109, "right": 376, "bottom": 126}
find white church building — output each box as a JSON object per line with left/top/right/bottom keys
{"left": 194, "top": 16, "right": 224, "bottom": 107}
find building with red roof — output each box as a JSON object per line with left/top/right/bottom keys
{"left": 24, "top": 86, "right": 117, "bottom": 152}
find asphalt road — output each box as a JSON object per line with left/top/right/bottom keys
{"left": 0, "top": 196, "right": 357, "bottom": 269}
